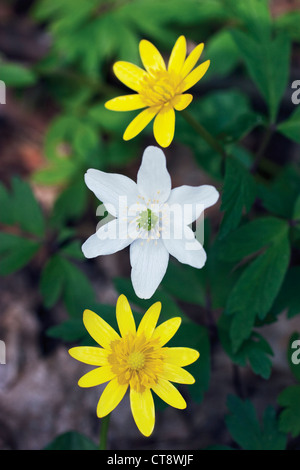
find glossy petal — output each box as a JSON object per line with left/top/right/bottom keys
{"left": 137, "top": 146, "right": 171, "bottom": 203}
{"left": 182, "top": 60, "right": 210, "bottom": 92}
{"left": 78, "top": 366, "right": 115, "bottom": 388}
{"left": 97, "top": 378, "right": 128, "bottom": 417}
{"left": 130, "top": 388, "right": 155, "bottom": 437}
{"left": 160, "top": 363, "right": 195, "bottom": 384}
{"left": 68, "top": 346, "right": 109, "bottom": 366}
{"left": 113, "top": 61, "right": 147, "bottom": 92}
{"left": 152, "top": 378, "right": 186, "bottom": 409}
{"left": 116, "top": 294, "right": 136, "bottom": 337}
{"left": 105, "top": 94, "right": 146, "bottom": 111}
{"left": 172, "top": 94, "right": 193, "bottom": 111}
{"left": 162, "top": 347, "right": 200, "bottom": 367}
{"left": 181, "top": 43, "right": 204, "bottom": 78}
{"left": 139, "top": 39, "right": 166, "bottom": 73}
{"left": 153, "top": 106, "right": 176, "bottom": 148}
{"left": 123, "top": 107, "right": 159, "bottom": 141}
{"left": 130, "top": 238, "right": 169, "bottom": 300}
{"left": 84, "top": 168, "right": 138, "bottom": 217}
{"left": 168, "top": 35, "right": 186, "bottom": 73}
{"left": 83, "top": 309, "right": 120, "bottom": 350}
{"left": 137, "top": 301, "right": 161, "bottom": 340}
{"left": 82, "top": 219, "right": 133, "bottom": 259}
{"left": 152, "top": 317, "right": 181, "bottom": 347}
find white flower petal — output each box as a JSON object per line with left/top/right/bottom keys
{"left": 137, "top": 146, "right": 171, "bottom": 203}
{"left": 85, "top": 169, "right": 139, "bottom": 217}
{"left": 82, "top": 219, "right": 133, "bottom": 258}
{"left": 163, "top": 225, "right": 207, "bottom": 269}
{"left": 167, "top": 185, "right": 219, "bottom": 224}
{"left": 130, "top": 238, "right": 169, "bottom": 299}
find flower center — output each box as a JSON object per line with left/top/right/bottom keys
{"left": 127, "top": 351, "right": 145, "bottom": 370}
{"left": 139, "top": 69, "right": 183, "bottom": 107}
{"left": 108, "top": 334, "right": 164, "bottom": 392}
{"left": 137, "top": 208, "right": 158, "bottom": 232}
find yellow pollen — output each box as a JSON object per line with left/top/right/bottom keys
{"left": 128, "top": 351, "right": 145, "bottom": 370}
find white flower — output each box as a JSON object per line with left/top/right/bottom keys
{"left": 82, "top": 146, "right": 219, "bottom": 299}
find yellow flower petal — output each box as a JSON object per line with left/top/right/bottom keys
{"left": 168, "top": 35, "right": 186, "bottom": 73}
{"left": 105, "top": 94, "right": 146, "bottom": 111}
{"left": 160, "top": 363, "right": 195, "bottom": 384}
{"left": 97, "top": 378, "right": 128, "bottom": 418}
{"left": 78, "top": 366, "right": 115, "bottom": 388}
{"left": 130, "top": 387, "right": 155, "bottom": 437}
{"left": 172, "top": 94, "right": 193, "bottom": 111}
{"left": 153, "top": 105, "right": 175, "bottom": 148}
{"left": 152, "top": 317, "right": 182, "bottom": 347}
{"left": 181, "top": 42, "right": 204, "bottom": 78}
{"left": 123, "top": 106, "right": 159, "bottom": 141}
{"left": 83, "top": 309, "right": 120, "bottom": 350}
{"left": 68, "top": 346, "right": 109, "bottom": 366}
{"left": 182, "top": 60, "right": 210, "bottom": 92}
{"left": 137, "top": 301, "right": 161, "bottom": 340}
{"left": 139, "top": 39, "right": 166, "bottom": 73}
{"left": 113, "top": 61, "right": 147, "bottom": 92}
{"left": 116, "top": 294, "right": 136, "bottom": 337}
{"left": 152, "top": 378, "right": 186, "bottom": 409}
{"left": 162, "top": 347, "right": 200, "bottom": 367}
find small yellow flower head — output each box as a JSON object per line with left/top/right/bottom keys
{"left": 105, "top": 36, "right": 210, "bottom": 148}
{"left": 69, "top": 294, "right": 199, "bottom": 437}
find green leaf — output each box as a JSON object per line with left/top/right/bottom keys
{"left": 219, "top": 158, "right": 256, "bottom": 239}
{"left": 257, "top": 166, "right": 300, "bottom": 219}
{"left": 272, "top": 267, "right": 300, "bottom": 319}
{"left": 278, "top": 386, "right": 300, "bottom": 437}
{"left": 51, "top": 178, "right": 88, "bottom": 227}
{"left": 0, "top": 62, "right": 36, "bottom": 87}
{"left": 40, "top": 255, "right": 96, "bottom": 317}
{"left": 277, "top": 107, "right": 300, "bottom": 143}
{"left": 47, "top": 318, "right": 86, "bottom": 342}
{"left": 226, "top": 395, "right": 287, "bottom": 450}
{"left": 0, "top": 178, "right": 45, "bottom": 237}
{"left": 228, "top": 230, "right": 290, "bottom": 351}
{"left": 231, "top": 29, "right": 291, "bottom": 122}
{"left": 44, "top": 431, "right": 97, "bottom": 450}
{"left": 0, "top": 233, "right": 40, "bottom": 275}
{"left": 218, "top": 314, "right": 273, "bottom": 379}
{"left": 217, "top": 216, "right": 289, "bottom": 262}
{"left": 162, "top": 261, "right": 205, "bottom": 306}
{"left": 11, "top": 177, "right": 45, "bottom": 237}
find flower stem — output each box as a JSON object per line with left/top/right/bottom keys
{"left": 99, "top": 414, "right": 111, "bottom": 450}
{"left": 180, "top": 109, "right": 226, "bottom": 159}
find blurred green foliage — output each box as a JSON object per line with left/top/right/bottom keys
{"left": 1, "top": 0, "right": 300, "bottom": 450}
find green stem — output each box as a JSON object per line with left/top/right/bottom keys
{"left": 99, "top": 414, "right": 111, "bottom": 450}
{"left": 180, "top": 109, "right": 226, "bottom": 159}
{"left": 251, "top": 124, "right": 274, "bottom": 174}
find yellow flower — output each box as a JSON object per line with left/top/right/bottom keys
{"left": 69, "top": 294, "right": 199, "bottom": 437}
{"left": 105, "top": 36, "right": 210, "bottom": 148}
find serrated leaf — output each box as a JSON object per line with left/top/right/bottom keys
{"left": 278, "top": 386, "right": 300, "bottom": 437}
{"left": 226, "top": 395, "right": 287, "bottom": 450}
{"left": 277, "top": 107, "right": 300, "bottom": 143}
{"left": 219, "top": 158, "right": 256, "bottom": 239}
{"left": 218, "top": 314, "right": 273, "bottom": 379}
{"left": 0, "top": 233, "right": 40, "bottom": 275}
